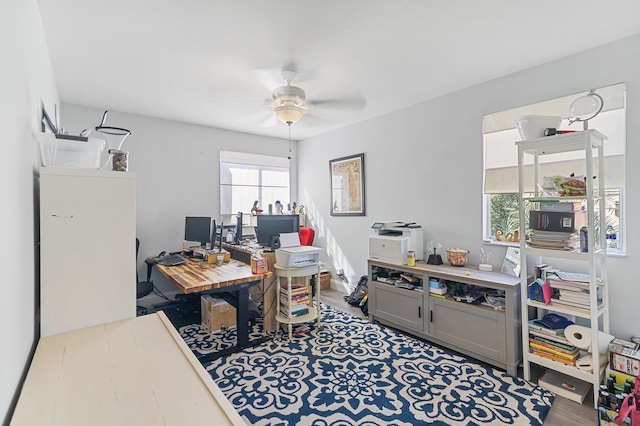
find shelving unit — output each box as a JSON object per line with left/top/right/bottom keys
{"left": 517, "top": 129, "right": 610, "bottom": 407}
{"left": 274, "top": 263, "right": 321, "bottom": 339}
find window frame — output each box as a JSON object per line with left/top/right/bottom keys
{"left": 219, "top": 151, "right": 291, "bottom": 220}
{"left": 482, "top": 84, "right": 626, "bottom": 256}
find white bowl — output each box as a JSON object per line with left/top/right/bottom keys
{"left": 515, "top": 115, "right": 562, "bottom": 140}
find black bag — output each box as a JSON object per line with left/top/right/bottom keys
{"left": 344, "top": 275, "right": 368, "bottom": 306}
{"left": 360, "top": 295, "right": 368, "bottom": 316}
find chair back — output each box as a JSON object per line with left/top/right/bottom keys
{"left": 299, "top": 227, "right": 315, "bottom": 246}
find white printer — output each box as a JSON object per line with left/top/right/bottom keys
{"left": 369, "top": 222, "right": 424, "bottom": 264}
{"left": 275, "top": 232, "right": 323, "bottom": 268}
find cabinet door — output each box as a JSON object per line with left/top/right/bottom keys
{"left": 40, "top": 170, "right": 136, "bottom": 336}
{"left": 370, "top": 282, "right": 424, "bottom": 332}
{"left": 429, "top": 297, "right": 506, "bottom": 362}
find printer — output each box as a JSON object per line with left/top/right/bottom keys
{"left": 275, "top": 232, "right": 323, "bottom": 268}
{"left": 369, "top": 222, "right": 424, "bottom": 264}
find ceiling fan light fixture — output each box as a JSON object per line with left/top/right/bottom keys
{"left": 274, "top": 104, "right": 305, "bottom": 124}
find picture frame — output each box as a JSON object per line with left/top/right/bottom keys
{"left": 329, "top": 153, "right": 365, "bottom": 216}
{"left": 501, "top": 247, "right": 521, "bottom": 277}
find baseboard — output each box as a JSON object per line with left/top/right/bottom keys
{"left": 331, "top": 279, "right": 355, "bottom": 294}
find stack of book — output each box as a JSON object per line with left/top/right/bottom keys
{"left": 528, "top": 320, "right": 580, "bottom": 366}
{"left": 280, "top": 283, "right": 309, "bottom": 318}
{"left": 547, "top": 272, "right": 602, "bottom": 311}
{"left": 528, "top": 230, "right": 580, "bottom": 251}
{"left": 528, "top": 209, "right": 585, "bottom": 251}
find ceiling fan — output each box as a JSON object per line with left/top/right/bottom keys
{"left": 267, "top": 68, "right": 309, "bottom": 125}
{"left": 262, "top": 67, "right": 366, "bottom": 127}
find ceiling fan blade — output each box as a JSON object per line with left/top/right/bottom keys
{"left": 309, "top": 87, "right": 367, "bottom": 113}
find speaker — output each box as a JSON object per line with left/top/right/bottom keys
{"left": 269, "top": 235, "right": 281, "bottom": 251}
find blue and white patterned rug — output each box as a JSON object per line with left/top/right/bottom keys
{"left": 178, "top": 304, "right": 554, "bottom": 425}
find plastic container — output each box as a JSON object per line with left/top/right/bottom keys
{"left": 38, "top": 133, "right": 105, "bottom": 169}
{"left": 446, "top": 248, "right": 469, "bottom": 267}
{"left": 515, "top": 115, "right": 562, "bottom": 140}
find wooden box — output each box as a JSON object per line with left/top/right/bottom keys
{"left": 320, "top": 271, "right": 330, "bottom": 290}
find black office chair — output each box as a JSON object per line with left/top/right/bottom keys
{"left": 136, "top": 238, "right": 154, "bottom": 316}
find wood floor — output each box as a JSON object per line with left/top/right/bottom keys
{"left": 320, "top": 288, "right": 598, "bottom": 425}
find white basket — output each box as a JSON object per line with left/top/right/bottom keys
{"left": 515, "top": 115, "right": 562, "bottom": 140}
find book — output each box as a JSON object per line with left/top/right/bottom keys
{"left": 531, "top": 349, "right": 577, "bottom": 366}
{"left": 529, "top": 330, "right": 572, "bottom": 345}
{"left": 537, "top": 369, "right": 591, "bottom": 403}
{"left": 529, "top": 210, "right": 586, "bottom": 233}
{"left": 527, "top": 320, "right": 565, "bottom": 335}
{"left": 529, "top": 341, "right": 579, "bottom": 359}
{"left": 529, "top": 336, "right": 577, "bottom": 353}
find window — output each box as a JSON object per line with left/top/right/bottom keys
{"left": 220, "top": 151, "right": 290, "bottom": 221}
{"left": 483, "top": 83, "right": 626, "bottom": 254}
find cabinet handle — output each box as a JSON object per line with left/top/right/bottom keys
{"left": 418, "top": 306, "right": 421, "bottom": 318}
{"left": 430, "top": 311, "right": 433, "bottom": 322}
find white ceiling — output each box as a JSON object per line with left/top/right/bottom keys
{"left": 38, "top": 1, "right": 640, "bottom": 141}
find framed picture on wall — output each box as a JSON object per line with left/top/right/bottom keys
{"left": 329, "top": 153, "right": 365, "bottom": 216}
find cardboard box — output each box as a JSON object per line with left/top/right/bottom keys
{"left": 251, "top": 257, "right": 269, "bottom": 274}
{"left": 320, "top": 272, "right": 330, "bottom": 290}
{"left": 201, "top": 296, "right": 236, "bottom": 332}
{"left": 609, "top": 339, "right": 640, "bottom": 376}
{"left": 529, "top": 210, "right": 587, "bottom": 233}
{"left": 206, "top": 249, "right": 230, "bottom": 264}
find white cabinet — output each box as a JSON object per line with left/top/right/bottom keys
{"left": 40, "top": 167, "right": 136, "bottom": 336}
{"left": 517, "top": 130, "right": 609, "bottom": 407}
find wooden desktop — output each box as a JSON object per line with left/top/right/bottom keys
{"left": 11, "top": 312, "right": 244, "bottom": 425}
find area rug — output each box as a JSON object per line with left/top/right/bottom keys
{"left": 178, "top": 304, "right": 554, "bottom": 425}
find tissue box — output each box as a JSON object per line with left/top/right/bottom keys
{"left": 201, "top": 296, "right": 236, "bottom": 333}
{"left": 251, "top": 257, "right": 269, "bottom": 274}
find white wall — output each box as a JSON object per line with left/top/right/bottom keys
{"left": 0, "top": 0, "right": 59, "bottom": 422}
{"left": 297, "top": 34, "right": 640, "bottom": 338}
{"left": 60, "top": 105, "right": 294, "bottom": 298}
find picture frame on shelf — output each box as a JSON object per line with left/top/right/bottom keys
{"left": 501, "top": 246, "right": 521, "bottom": 277}
{"left": 329, "top": 153, "right": 365, "bottom": 216}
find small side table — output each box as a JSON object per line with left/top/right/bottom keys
{"left": 274, "top": 263, "right": 321, "bottom": 339}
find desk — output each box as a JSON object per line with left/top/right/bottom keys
{"left": 156, "top": 258, "right": 272, "bottom": 361}
{"left": 10, "top": 312, "right": 244, "bottom": 425}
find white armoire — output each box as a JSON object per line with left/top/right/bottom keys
{"left": 40, "top": 167, "right": 136, "bottom": 337}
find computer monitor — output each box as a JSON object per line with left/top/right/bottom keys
{"left": 256, "top": 214, "right": 300, "bottom": 250}
{"left": 234, "top": 212, "right": 243, "bottom": 244}
{"left": 184, "top": 216, "right": 211, "bottom": 247}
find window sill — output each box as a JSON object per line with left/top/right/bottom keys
{"left": 482, "top": 239, "right": 627, "bottom": 257}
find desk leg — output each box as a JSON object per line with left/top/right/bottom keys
{"left": 196, "top": 281, "right": 271, "bottom": 364}
{"left": 236, "top": 286, "right": 250, "bottom": 348}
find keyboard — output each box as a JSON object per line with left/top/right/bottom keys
{"left": 158, "top": 254, "right": 187, "bottom": 266}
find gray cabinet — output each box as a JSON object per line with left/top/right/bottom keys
{"left": 369, "top": 283, "right": 424, "bottom": 332}
{"left": 368, "top": 259, "right": 521, "bottom": 376}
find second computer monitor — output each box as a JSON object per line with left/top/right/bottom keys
{"left": 256, "top": 214, "right": 300, "bottom": 249}
{"left": 184, "top": 216, "right": 212, "bottom": 247}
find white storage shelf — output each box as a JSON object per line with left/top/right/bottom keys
{"left": 517, "top": 129, "right": 610, "bottom": 408}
